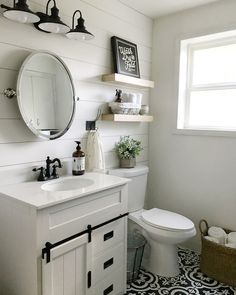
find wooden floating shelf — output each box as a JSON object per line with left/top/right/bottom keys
{"left": 101, "top": 114, "right": 154, "bottom": 122}
{"left": 102, "top": 73, "right": 154, "bottom": 88}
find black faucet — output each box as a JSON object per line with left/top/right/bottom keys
{"left": 33, "top": 156, "right": 62, "bottom": 181}
{"left": 45, "top": 156, "right": 62, "bottom": 178}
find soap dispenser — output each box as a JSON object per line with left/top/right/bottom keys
{"left": 72, "top": 141, "right": 85, "bottom": 175}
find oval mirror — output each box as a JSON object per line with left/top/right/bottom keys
{"left": 17, "top": 51, "right": 76, "bottom": 140}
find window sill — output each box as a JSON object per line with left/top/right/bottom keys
{"left": 173, "top": 128, "right": 236, "bottom": 138}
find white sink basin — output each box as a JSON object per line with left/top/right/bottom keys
{"left": 41, "top": 177, "right": 94, "bottom": 192}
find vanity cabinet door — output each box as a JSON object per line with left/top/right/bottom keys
{"left": 42, "top": 233, "right": 92, "bottom": 295}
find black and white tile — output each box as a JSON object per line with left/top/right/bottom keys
{"left": 126, "top": 248, "right": 236, "bottom": 295}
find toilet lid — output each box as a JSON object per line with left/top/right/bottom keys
{"left": 141, "top": 208, "right": 195, "bottom": 231}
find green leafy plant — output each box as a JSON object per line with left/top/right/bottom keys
{"left": 115, "top": 136, "right": 143, "bottom": 159}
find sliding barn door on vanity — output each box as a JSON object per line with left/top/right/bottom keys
{"left": 42, "top": 233, "right": 92, "bottom": 295}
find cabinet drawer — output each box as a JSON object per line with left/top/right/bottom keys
{"left": 93, "top": 266, "right": 125, "bottom": 295}
{"left": 92, "top": 243, "right": 124, "bottom": 285}
{"left": 38, "top": 187, "right": 127, "bottom": 243}
{"left": 92, "top": 217, "right": 126, "bottom": 256}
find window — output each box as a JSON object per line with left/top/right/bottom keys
{"left": 177, "top": 31, "right": 236, "bottom": 132}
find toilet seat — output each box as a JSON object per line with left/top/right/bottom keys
{"left": 141, "top": 208, "right": 194, "bottom": 232}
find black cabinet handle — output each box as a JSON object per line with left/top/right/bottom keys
{"left": 103, "top": 284, "right": 113, "bottom": 295}
{"left": 104, "top": 257, "right": 114, "bottom": 269}
{"left": 87, "top": 271, "right": 91, "bottom": 288}
{"left": 104, "top": 230, "right": 114, "bottom": 241}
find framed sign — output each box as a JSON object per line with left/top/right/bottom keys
{"left": 111, "top": 36, "right": 140, "bottom": 78}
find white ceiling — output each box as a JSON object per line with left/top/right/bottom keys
{"left": 118, "top": 0, "right": 220, "bottom": 18}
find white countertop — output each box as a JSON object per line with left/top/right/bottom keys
{"left": 0, "top": 172, "right": 130, "bottom": 209}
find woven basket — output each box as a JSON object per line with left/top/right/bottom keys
{"left": 109, "top": 102, "right": 141, "bottom": 115}
{"left": 199, "top": 219, "right": 236, "bottom": 286}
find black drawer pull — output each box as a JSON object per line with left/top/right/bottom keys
{"left": 87, "top": 271, "right": 91, "bottom": 288}
{"left": 104, "top": 257, "right": 114, "bottom": 269}
{"left": 104, "top": 230, "right": 114, "bottom": 241}
{"left": 103, "top": 284, "right": 113, "bottom": 295}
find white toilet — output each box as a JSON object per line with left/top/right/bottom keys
{"left": 109, "top": 165, "right": 196, "bottom": 277}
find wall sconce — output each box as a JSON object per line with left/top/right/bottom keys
{"left": 0, "top": 0, "right": 40, "bottom": 23}
{"left": 34, "top": 0, "right": 69, "bottom": 34}
{"left": 66, "top": 10, "right": 94, "bottom": 40}
{"left": 1, "top": 0, "right": 94, "bottom": 40}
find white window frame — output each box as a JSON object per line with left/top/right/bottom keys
{"left": 177, "top": 30, "right": 236, "bottom": 134}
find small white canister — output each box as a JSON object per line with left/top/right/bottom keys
{"left": 128, "top": 93, "right": 137, "bottom": 104}
{"left": 135, "top": 93, "right": 143, "bottom": 105}
{"left": 140, "top": 105, "right": 149, "bottom": 115}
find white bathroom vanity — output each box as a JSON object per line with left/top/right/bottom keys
{"left": 0, "top": 173, "right": 129, "bottom": 295}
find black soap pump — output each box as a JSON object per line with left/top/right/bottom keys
{"left": 72, "top": 141, "right": 85, "bottom": 175}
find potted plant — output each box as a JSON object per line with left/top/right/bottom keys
{"left": 115, "top": 136, "right": 143, "bottom": 168}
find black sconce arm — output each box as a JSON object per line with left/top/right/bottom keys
{"left": 72, "top": 10, "right": 82, "bottom": 29}
{"left": 45, "top": 0, "right": 56, "bottom": 15}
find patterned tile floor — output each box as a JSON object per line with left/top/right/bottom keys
{"left": 126, "top": 248, "right": 236, "bottom": 295}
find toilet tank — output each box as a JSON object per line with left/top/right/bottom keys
{"left": 109, "top": 166, "right": 149, "bottom": 212}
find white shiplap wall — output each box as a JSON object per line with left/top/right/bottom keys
{"left": 0, "top": 0, "right": 153, "bottom": 184}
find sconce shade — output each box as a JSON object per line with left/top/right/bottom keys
{"left": 35, "top": 0, "right": 69, "bottom": 34}
{"left": 66, "top": 10, "right": 94, "bottom": 41}
{"left": 1, "top": 0, "right": 40, "bottom": 23}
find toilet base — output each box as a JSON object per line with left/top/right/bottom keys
{"left": 146, "top": 241, "right": 179, "bottom": 277}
